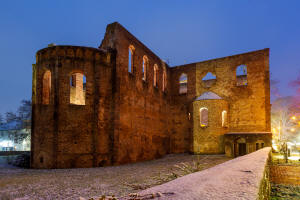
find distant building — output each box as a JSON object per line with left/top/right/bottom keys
{"left": 0, "top": 120, "right": 30, "bottom": 151}
{"left": 32, "top": 22, "right": 271, "bottom": 169}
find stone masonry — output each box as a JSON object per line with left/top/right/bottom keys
{"left": 31, "top": 22, "right": 271, "bottom": 168}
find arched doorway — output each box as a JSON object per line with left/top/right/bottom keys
{"left": 234, "top": 137, "right": 246, "bottom": 157}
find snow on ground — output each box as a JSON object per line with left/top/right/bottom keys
{"left": 0, "top": 154, "right": 230, "bottom": 200}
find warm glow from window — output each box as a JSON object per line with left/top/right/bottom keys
{"left": 153, "top": 64, "right": 158, "bottom": 87}
{"left": 142, "top": 55, "right": 148, "bottom": 81}
{"left": 200, "top": 107, "right": 208, "bottom": 127}
{"left": 42, "top": 70, "right": 51, "bottom": 105}
{"left": 222, "top": 110, "right": 228, "bottom": 127}
{"left": 163, "top": 67, "right": 167, "bottom": 91}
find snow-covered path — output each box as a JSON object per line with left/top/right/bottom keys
{"left": 0, "top": 154, "right": 230, "bottom": 200}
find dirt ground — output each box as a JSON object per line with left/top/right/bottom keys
{"left": 0, "top": 154, "right": 230, "bottom": 200}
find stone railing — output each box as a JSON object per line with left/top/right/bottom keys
{"left": 138, "top": 147, "right": 271, "bottom": 200}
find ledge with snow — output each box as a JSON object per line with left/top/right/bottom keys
{"left": 138, "top": 147, "right": 271, "bottom": 200}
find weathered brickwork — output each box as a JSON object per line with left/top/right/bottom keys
{"left": 31, "top": 22, "right": 271, "bottom": 168}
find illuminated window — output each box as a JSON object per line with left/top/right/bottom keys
{"left": 222, "top": 110, "right": 228, "bottom": 127}
{"left": 200, "top": 107, "right": 208, "bottom": 127}
{"left": 70, "top": 72, "right": 86, "bottom": 105}
{"left": 42, "top": 70, "right": 51, "bottom": 105}
{"left": 179, "top": 73, "right": 187, "bottom": 94}
{"left": 153, "top": 64, "right": 158, "bottom": 87}
{"left": 236, "top": 65, "right": 247, "bottom": 86}
{"left": 128, "top": 45, "right": 135, "bottom": 73}
{"left": 162, "top": 67, "right": 167, "bottom": 91}
{"left": 142, "top": 55, "right": 148, "bottom": 81}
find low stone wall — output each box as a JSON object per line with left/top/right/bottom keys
{"left": 138, "top": 147, "right": 271, "bottom": 200}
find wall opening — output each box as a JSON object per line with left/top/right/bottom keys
{"left": 200, "top": 107, "right": 208, "bottom": 127}
{"left": 128, "top": 45, "right": 135, "bottom": 73}
{"left": 142, "top": 55, "right": 148, "bottom": 81}
{"left": 70, "top": 72, "right": 86, "bottom": 105}
{"left": 162, "top": 67, "right": 167, "bottom": 92}
{"left": 236, "top": 65, "right": 247, "bottom": 86}
{"left": 222, "top": 110, "right": 228, "bottom": 127}
{"left": 202, "top": 72, "right": 216, "bottom": 88}
{"left": 179, "top": 73, "right": 187, "bottom": 94}
{"left": 42, "top": 70, "right": 51, "bottom": 105}
{"left": 153, "top": 64, "right": 158, "bottom": 87}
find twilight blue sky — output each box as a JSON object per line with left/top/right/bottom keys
{"left": 0, "top": 0, "right": 300, "bottom": 114}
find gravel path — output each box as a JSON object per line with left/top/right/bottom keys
{"left": 0, "top": 154, "right": 230, "bottom": 200}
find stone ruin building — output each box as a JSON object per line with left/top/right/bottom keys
{"left": 31, "top": 22, "right": 271, "bottom": 168}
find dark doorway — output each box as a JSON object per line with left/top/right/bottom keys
{"left": 238, "top": 143, "right": 246, "bottom": 156}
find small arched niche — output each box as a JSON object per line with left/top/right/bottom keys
{"left": 70, "top": 72, "right": 86, "bottom": 105}
{"left": 42, "top": 70, "right": 51, "bottom": 105}
{"left": 202, "top": 72, "right": 216, "bottom": 88}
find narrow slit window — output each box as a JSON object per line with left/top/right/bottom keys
{"left": 222, "top": 110, "right": 228, "bottom": 127}
{"left": 236, "top": 65, "right": 247, "bottom": 86}
{"left": 200, "top": 107, "right": 208, "bottom": 127}
{"left": 162, "top": 67, "right": 167, "bottom": 91}
{"left": 128, "top": 46, "right": 135, "bottom": 73}
{"left": 179, "top": 73, "right": 187, "bottom": 94}
{"left": 142, "top": 56, "right": 148, "bottom": 81}
{"left": 42, "top": 70, "right": 51, "bottom": 105}
{"left": 153, "top": 64, "right": 158, "bottom": 87}
{"left": 70, "top": 72, "right": 86, "bottom": 105}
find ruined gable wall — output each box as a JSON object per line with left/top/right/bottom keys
{"left": 194, "top": 49, "right": 270, "bottom": 133}
{"left": 101, "top": 23, "right": 172, "bottom": 164}
{"left": 169, "top": 64, "right": 196, "bottom": 153}
{"left": 32, "top": 46, "right": 113, "bottom": 168}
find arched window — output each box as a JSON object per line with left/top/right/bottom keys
{"left": 200, "top": 107, "right": 208, "bottom": 127}
{"left": 142, "top": 55, "right": 148, "bottom": 81}
{"left": 153, "top": 64, "right": 158, "bottom": 87}
{"left": 162, "top": 67, "right": 167, "bottom": 92}
{"left": 202, "top": 72, "right": 216, "bottom": 88}
{"left": 70, "top": 72, "right": 86, "bottom": 105}
{"left": 222, "top": 110, "right": 228, "bottom": 127}
{"left": 128, "top": 45, "right": 135, "bottom": 73}
{"left": 42, "top": 70, "right": 51, "bottom": 105}
{"left": 179, "top": 73, "right": 187, "bottom": 94}
{"left": 236, "top": 65, "right": 247, "bottom": 86}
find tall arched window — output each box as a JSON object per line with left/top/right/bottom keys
{"left": 142, "top": 55, "right": 148, "bottom": 81}
{"left": 222, "top": 110, "right": 228, "bottom": 127}
{"left": 153, "top": 64, "right": 158, "bottom": 87}
{"left": 236, "top": 65, "right": 247, "bottom": 86}
{"left": 128, "top": 45, "right": 135, "bottom": 73}
{"left": 70, "top": 72, "right": 86, "bottom": 105}
{"left": 42, "top": 70, "right": 51, "bottom": 105}
{"left": 162, "top": 67, "right": 167, "bottom": 92}
{"left": 179, "top": 73, "right": 187, "bottom": 94}
{"left": 200, "top": 107, "right": 208, "bottom": 127}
